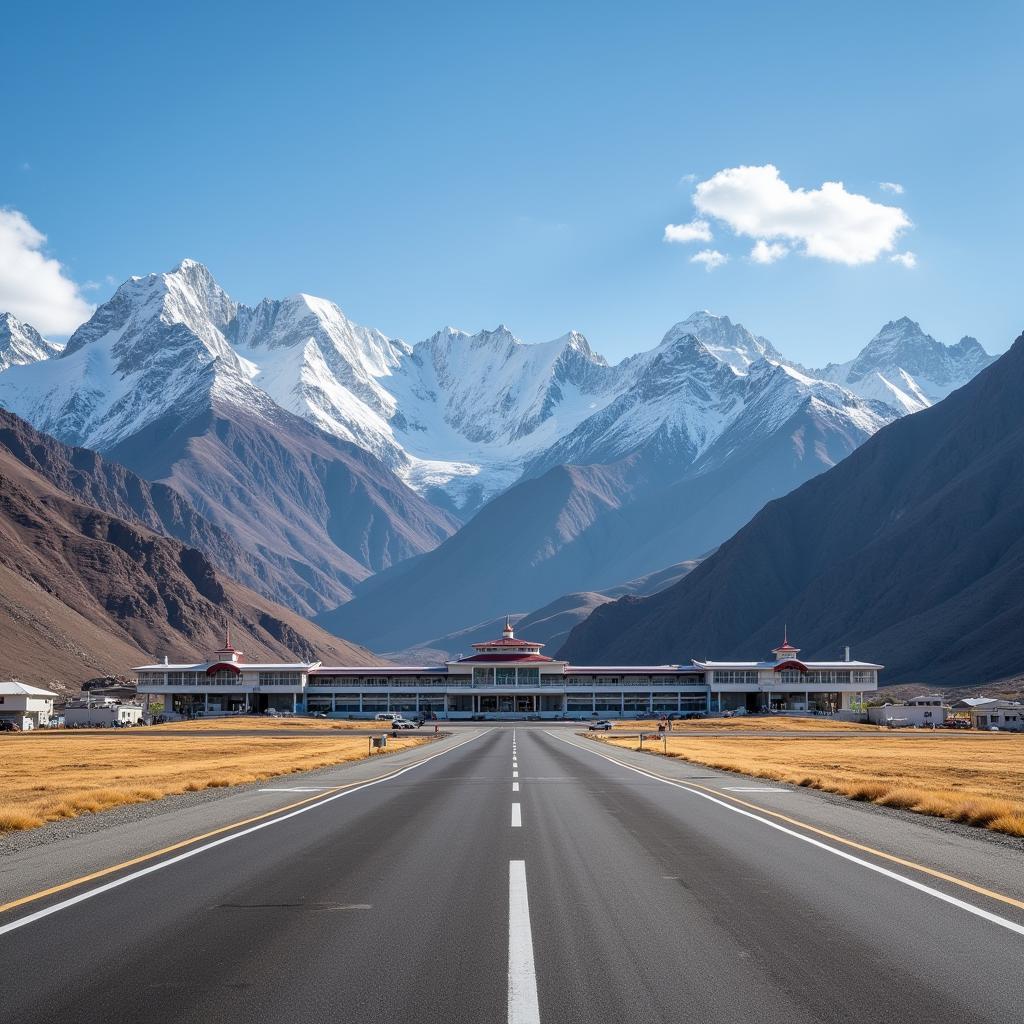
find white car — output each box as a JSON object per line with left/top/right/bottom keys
{"left": 588, "top": 720, "right": 613, "bottom": 731}
{"left": 390, "top": 718, "right": 417, "bottom": 730}
{"left": 374, "top": 713, "right": 400, "bottom": 721}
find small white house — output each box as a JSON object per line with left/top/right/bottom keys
{"left": 0, "top": 680, "right": 57, "bottom": 729}
{"left": 968, "top": 701, "right": 1024, "bottom": 732}
{"left": 868, "top": 702, "right": 946, "bottom": 727}
{"left": 907, "top": 694, "right": 946, "bottom": 707}
{"left": 64, "top": 696, "right": 145, "bottom": 727}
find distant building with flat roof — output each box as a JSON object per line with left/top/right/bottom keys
{"left": 135, "top": 624, "right": 881, "bottom": 720}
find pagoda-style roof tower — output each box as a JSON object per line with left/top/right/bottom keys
{"left": 459, "top": 618, "right": 553, "bottom": 662}
{"left": 771, "top": 627, "right": 807, "bottom": 673}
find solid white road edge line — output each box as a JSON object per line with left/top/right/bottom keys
{"left": 0, "top": 729, "right": 488, "bottom": 939}
{"left": 508, "top": 860, "right": 541, "bottom": 1024}
{"left": 569, "top": 737, "right": 1024, "bottom": 940}
{"left": 512, "top": 803, "right": 522, "bottom": 827}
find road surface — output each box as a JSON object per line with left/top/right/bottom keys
{"left": 2, "top": 725, "right": 1024, "bottom": 1022}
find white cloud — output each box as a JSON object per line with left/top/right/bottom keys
{"left": 692, "top": 164, "right": 911, "bottom": 265}
{"left": 664, "top": 219, "right": 713, "bottom": 244}
{"left": 0, "top": 209, "right": 93, "bottom": 335}
{"left": 879, "top": 181, "right": 905, "bottom": 194}
{"left": 749, "top": 239, "right": 789, "bottom": 264}
{"left": 890, "top": 251, "right": 917, "bottom": 269}
{"left": 690, "top": 249, "right": 729, "bottom": 271}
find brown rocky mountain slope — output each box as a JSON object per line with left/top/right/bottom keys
{"left": 559, "top": 333, "right": 1024, "bottom": 686}
{"left": 0, "top": 415, "right": 380, "bottom": 690}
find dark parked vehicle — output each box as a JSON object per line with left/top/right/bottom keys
{"left": 0, "top": 720, "right": 21, "bottom": 732}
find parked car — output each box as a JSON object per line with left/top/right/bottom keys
{"left": 391, "top": 718, "right": 417, "bottom": 730}
{"left": 0, "top": 720, "right": 21, "bottom": 732}
{"left": 375, "top": 712, "right": 400, "bottom": 722}
{"left": 588, "top": 720, "right": 612, "bottom": 731}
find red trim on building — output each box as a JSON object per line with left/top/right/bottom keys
{"left": 206, "top": 662, "right": 242, "bottom": 675}
{"left": 772, "top": 659, "right": 808, "bottom": 673}
{"left": 457, "top": 653, "right": 553, "bottom": 663}
{"left": 470, "top": 637, "right": 545, "bottom": 649}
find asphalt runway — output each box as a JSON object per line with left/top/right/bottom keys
{"left": 2, "top": 725, "right": 1024, "bottom": 1023}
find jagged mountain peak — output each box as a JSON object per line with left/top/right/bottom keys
{"left": 668, "top": 310, "right": 783, "bottom": 372}
{"left": 955, "top": 334, "right": 987, "bottom": 354}
{"left": 62, "top": 258, "right": 236, "bottom": 362}
{"left": 815, "top": 317, "right": 995, "bottom": 411}
{"left": 0, "top": 312, "right": 62, "bottom": 372}
{"left": 846, "top": 317, "right": 993, "bottom": 396}
{"left": 0, "top": 258, "right": 992, "bottom": 520}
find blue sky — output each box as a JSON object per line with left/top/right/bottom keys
{"left": 3, "top": 0, "right": 1022, "bottom": 364}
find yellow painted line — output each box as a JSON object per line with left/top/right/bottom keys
{"left": 573, "top": 735, "right": 1024, "bottom": 916}
{"left": 0, "top": 736, "right": 465, "bottom": 917}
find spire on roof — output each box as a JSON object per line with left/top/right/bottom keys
{"left": 771, "top": 626, "right": 800, "bottom": 661}
{"left": 502, "top": 615, "right": 514, "bottom": 640}
{"left": 214, "top": 627, "right": 242, "bottom": 663}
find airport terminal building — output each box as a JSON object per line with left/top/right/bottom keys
{"left": 134, "top": 624, "right": 881, "bottom": 720}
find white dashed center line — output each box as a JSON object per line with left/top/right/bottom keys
{"left": 508, "top": 860, "right": 540, "bottom": 1024}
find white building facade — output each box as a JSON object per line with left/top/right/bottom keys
{"left": 64, "top": 697, "right": 146, "bottom": 727}
{"left": 135, "top": 626, "right": 881, "bottom": 720}
{"left": 967, "top": 700, "right": 1024, "bottom": 732}
{"left": 0, "top": 681, "right": 57, "bottom": 729}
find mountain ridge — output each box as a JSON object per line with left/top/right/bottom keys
{"left": 558, "top": 332, "right": 1024, "bottom": 685}
{"left": 0, "top": 408, "right": 381, "bottom": 689}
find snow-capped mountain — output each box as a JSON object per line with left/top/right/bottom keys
{"left": 523, "top": 319, "right": 893, "bottom": 482}
{"left": 816, "top": 317, "right": 994, "bottom": 414}
{"left": 233, "top": 306, "right": 618, "bottom": 511}
{"left": 0, "top": 260, "right": 262, "bottom": 451}
{"left": 0, "top": 259, "right": 995, "bottom": 642}
{"left": 668, "top": 310, "right": 783, "bottom": 371}
{"left": 0, "top": 261, "right": 458, "bottom": 616}
{"left": 0, "top": 263, "right": 985, "bottom": 520}
{"left": 0, "top": 313, "right": 61, "bottom": 372}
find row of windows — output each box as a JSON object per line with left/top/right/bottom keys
{"left": 310, "top": 676, "right": 448, "bottom": 687}
{"left": 713, "top": 671, "right": 759, "bottom": 686}
{"left": 472, "top": 667, "right": 541, "bottom": 685}
{"left": 258, "top": 672, "right": 302, "bottom": 687}
{"left": 713, "top": 669, "right": 876, "bottom": 686}
{"left": 564, "top": 675, "right": 700, "bottom": 686}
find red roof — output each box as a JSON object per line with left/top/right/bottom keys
{"left": 772, "top": 659, "right": 808, "bottom": 673}
{"left": 471, "top": 636, "right": 544, "bottom": 649}
{"left": 458, "top": 653, "right": 553, "bottom": 663}
{"left": 206, "top": 661, "right": 242, "bottom": 675}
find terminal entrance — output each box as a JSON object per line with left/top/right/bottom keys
{"left": 478, "top": 694, "right": 537, "bottom": 714}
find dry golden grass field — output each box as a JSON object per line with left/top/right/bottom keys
{"left": 613, "top": 716, "right": 882, "bottom": 732}
{"left": 0, "top": 731, "right": 429, "bottom": 834}
{"left": 601, "top": 732, "right": 1024, "bottom": 838}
